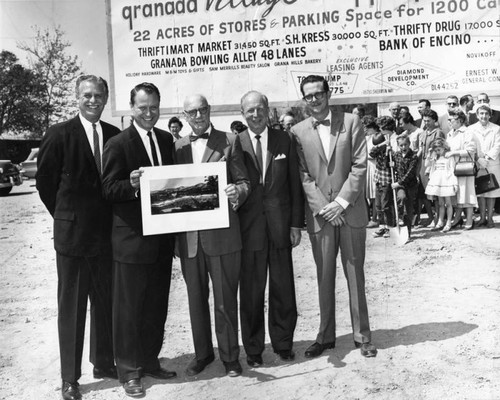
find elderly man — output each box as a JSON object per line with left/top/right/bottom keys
{"left": 37, "top": 75, "right": 120, "bottom": 400}
{"left": 279, "top": 112, "right": 296, "bottom": 133}
{"left": 102, "top": 82, "right": 176, "bottom": 398}
{"left": 174, "top": 94, "right": 250, "bottom": 378}
{"left": 237, "top": 91, "right": 304, "bottom": 367}
{"left": 291, "top": 75, "right": 377, "bottom": 359}
{"left": 388, "top": 102, "right": 403, "bottom": 133}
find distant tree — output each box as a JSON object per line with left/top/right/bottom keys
{"left": 0, "top": 50, "right": 47, "bottom": 136}
{"left": 17, "top": 26, "right": 82, "bottom": 132}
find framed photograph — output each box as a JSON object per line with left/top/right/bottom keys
{"left": 139, "top": 162, "right": 229, "bottom": 236}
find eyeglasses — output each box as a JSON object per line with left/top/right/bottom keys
{"left": 448, "top": 118, "right": 459, "bottom": 121}
{"left": 303, "top": 91, "right": 326, "bottom": 103}
{"left": 184, "top": 106, "right": 209, "bottom": 118}
{"left": 447, "top": 102, "right": 458, "bottom": 106}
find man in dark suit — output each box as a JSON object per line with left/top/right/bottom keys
{"left": 469, "top": 93, "right": 500, "bottom": 125}
{"left": 37, "top": 75, "right": 120, "bottom": 400}
{"left": 102, "top": 82, "right": 176, "bottom": 398}
{"left": 174, "top": 94, "right": 250, "bottom": 378}
{"left": 290, "top": 75, "right": 377, "bottom": 359}
{"left": 415, "top": 99, "right": 431, "bottom": 128}
{"left": 236, "top": 91, "right": 303, "bottom": 367}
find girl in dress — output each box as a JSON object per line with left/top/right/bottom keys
{"left": 425, "top": 138, "right": 458, "bottom": 232}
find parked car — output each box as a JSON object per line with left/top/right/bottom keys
{"left": 0, "top": 160, "right": 23, "bottom": 196}
{"left": 20, "top": 148, "right": 39, "bottom": 179}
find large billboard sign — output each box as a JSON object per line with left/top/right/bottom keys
{"left": 106, "top": 0, "right": 500, "bottom": 115}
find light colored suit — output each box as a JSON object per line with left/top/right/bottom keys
{"left": 291, "top": 109, "right": 371, "bottom": 344}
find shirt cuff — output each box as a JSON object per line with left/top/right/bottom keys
{"left": 335, "top": 196, "right": 349, "bottom": 210}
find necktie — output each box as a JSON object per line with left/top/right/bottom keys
{"left": 255, "top": 134, "right": 263, "bottom": 179}
{"left": 313, "top": 119, "right": 331, "bottom": 129}
{"left": 92, "top": 123, "right": 101, "bottom": 174}
{"left": 147, "top": 131, "right": 160, "bottom": 166}
{"left": 190, "top": 132, "right": 210, "bottom": 141}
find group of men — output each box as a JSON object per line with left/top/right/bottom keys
{"left": 37, "top": 74, "right": 377, "bottom": 400}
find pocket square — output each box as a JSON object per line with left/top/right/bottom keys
{"left": 275, "top": 153, "right": 287, "bottom": 160}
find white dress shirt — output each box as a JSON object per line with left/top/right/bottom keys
{"left": 190, "top": 125, "right": 212, "bottom": 164}
{"left": 133, "top": 121, "right": 163, "bottom": 166}
{"left": 315, "top": 110, "right": 332, "bottom": 161}
{"left": 313, "top": 110, "right": 349, "bottom": 210}
{"left": 248, "top": 127, "right": 268, "bottom": 180}
{"left": 79, "top": 114, "right": 103, "bottom": 165}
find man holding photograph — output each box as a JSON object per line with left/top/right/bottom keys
{"left": 102, "top": 82, "right": 176, "bottom": 398}
{"left": 174, "top": 94, "right": 250, "bottom": 378}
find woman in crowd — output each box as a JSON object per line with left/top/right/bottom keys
{"left": 362, "top": 116, "right": 379, "bottom": 228}
{"left": 446, "top": 109, "right": 478, "bottom": 230}
{"left": 468, "top": 105, "right": 500, "bottom": 228}
{"left": 418, "top": 109, "right": 445, "bottom": 227}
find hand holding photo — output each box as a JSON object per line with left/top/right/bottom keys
{"left": 140, "top": 162, "right": 229, "bottom": 235}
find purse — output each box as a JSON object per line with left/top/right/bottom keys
{"left": 454, "top": 151, "right": 477, "bottom": 177}
{"left": 475, "top": 169, "right": 500, "bottom": 194}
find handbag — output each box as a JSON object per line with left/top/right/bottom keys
{"left": 475, "top": 169, "right": 499, "bottom": 194}
{"left": 454, "top": 151, "right": 477, "bottom": 177}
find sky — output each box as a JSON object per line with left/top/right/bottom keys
{"left": 0, "top": 0, "right": 238, "bottom": 132}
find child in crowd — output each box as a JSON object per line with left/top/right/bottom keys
{"left": 424, "top": 138, "right": 458, "bottom": 232}
{"left": 391, "top": 134, "right": 419, "bottom": 237}
{"left": 370, "top": 116, "right": 397, "bottom": 238}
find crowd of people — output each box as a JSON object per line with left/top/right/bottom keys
{"left": 35, "top": 71, "right": 499, "bottom": 400}
{"left": 37, "top": 74, "right": 378, "bottom": 400}
{"left": 360, "top": 94, "right": 500, "bottom": 239}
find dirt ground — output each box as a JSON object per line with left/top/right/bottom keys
{"left": 1, "top": 182, "right": 499, "bottom": 400}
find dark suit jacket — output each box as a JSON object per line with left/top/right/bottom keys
{"left": 237, "top": 128, "right": 304, "bottom": 251}
{"left": 469, "top": 108, "right": 500, "bottom": 125}
{"left": 291, "top": 110, "right": 368, "bottom": 234}
{"left": 37, "top": 115, "right": 120, "bottom": 257}
{"left": 174, "top": 128, "right": 250, "bottom": 258}
{"left": 102, "top": 124, "right": 174, "bottom": 264}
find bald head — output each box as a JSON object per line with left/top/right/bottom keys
{"left": 241, "top": 91, "right": 270, "bottom": 134}
{"left": 183, "top": 94, "right": 211, "bottom": 135}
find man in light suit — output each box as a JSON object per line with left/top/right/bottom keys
{"left": 102, "top": 82, "right": 176, "bottom": 398}
{"left": 37, "top": 75, "right": 120, "bottom": 400}
{"left": 174, "top": 94, "right": 250, "bottom": 377}
{"left": 237, "top": 91, "right": 303, "bottom": 367}
{"left": 290, "top": 75, "right": 377, "bottom": 359}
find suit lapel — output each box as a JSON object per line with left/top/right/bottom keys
{"left": 240, "top": 130, "right": 260, "bottom": 172}
{"left": 328, "top": 114, "right": 343, "bottom": 163}
{"left": 128, "top": 125, "right": 152, "bottom": 167}
{"left": 72, "top": 117, "right": 100, "bottom": 176}
{"left": 265, "top": 128, "right": 279, "bottom": 177}
{"left": 154, "top": 129, "right": 172, "bottom": 165}
{"left": 202, "top": 129, "right": 224, "bottom": 162}
{"left": 307, "top": 118, "right": 328, "bottom": 164}
{"left": 177, "top": 137, "right": 194, "bottom": 164}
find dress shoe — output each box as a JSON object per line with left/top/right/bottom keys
{"left": 123, "top": 379, "right": 144, "bottom": 398}
{"left": 275, "top": 349, "right": 295, "bottom": 361}
{"left": 487, "top": 221, "right": 495, "bottom": 228}
{"left": 246, "top": 354, "right": 263, "bottom": 367}
{"left": 476, "top": 218, "right": 487, "bottom": 227}
{"left": 354, "top": 341, "right": 378, "bottom": 358}
{"left": 185, "top": 353, "right": 215, "bottom": 376}
{"left": 304, "top": 341, "right": 335, "bottom": 358}
{"left": 223, "top": 360, "right": 242, "bottom": 377}
{"left": 143, "top": 367, "right": 177, "bottom": 380}
{"left": 61, "top": 381, "right": 81, "bottom": 400}
{"left": 93, "top": 366, "right": 118, "bottom": 379}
